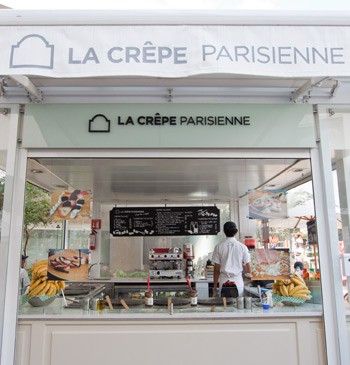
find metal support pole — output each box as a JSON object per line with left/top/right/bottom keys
{"left": 311, "top": 105, "right": 350, "bottom": 365}
{"left": 63, "top": 220, "right": 69, "bottom": 249}
{"left": 0, "top": 104, "right": 27, "bottom": 365}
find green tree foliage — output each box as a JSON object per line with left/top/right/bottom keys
{"left": 23, "top": 183, "right": 51, "bottom": 255}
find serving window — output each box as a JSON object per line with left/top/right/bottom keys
{"left": 18, "top": 157, "right": 322, "bottom": 316}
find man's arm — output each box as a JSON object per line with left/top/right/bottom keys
{"left": 243, "top": 262, "right": 252, "bottom": 279}
{"left": 213, "top": 263, "right": 221, "bottom": 295}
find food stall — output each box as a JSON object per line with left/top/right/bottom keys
{"left": 0, "top": 9, "right": 350, "bottom": 365}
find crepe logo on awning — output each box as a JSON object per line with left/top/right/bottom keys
{"left": 9, "top": 34, "right": 54, "bottom": 69}
{"left": 88, "top": 114, "right": 111, "bottom": 133}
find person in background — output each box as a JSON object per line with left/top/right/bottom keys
{"left": 293, "top": 261, "right": 304, "bottom": 277}
{"left": 20, "top": 254, "right": 30, "bottom": 295}
{"left": 212, "top": 221, "right": 252, "bottom": 298}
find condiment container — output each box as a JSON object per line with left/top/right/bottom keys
{"left": 81, "top": 297, "right": 90, "bottom": 312}
{"left": 90, "top": 297, "right": 99, "bottom": 311}
{"left": 262, "top": 303, "right": 270, "bottom": 310}
{"left": 190, "top": 290, "right": 198, "bottom": 306}
{"left": 266, "top": 290, "right": 273, "bottom": 308}
{"left": 237, "top": 297, "right": 244, "bottom": 309}
{"left": 244, "top": 296, "right": 252, "bottom": 310}
{"left": 144, "top": 290, "right": 153, "bottom": 306}
{"left": 97, "top": 298, "right": 105, "bottom": 311}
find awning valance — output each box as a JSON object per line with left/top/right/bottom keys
{"left": 1, "top": 25, "right": 350, "bottom": 78}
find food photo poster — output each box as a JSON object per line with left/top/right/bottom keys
{"left": 50, "top": 189, "right": 91, "bottom": 221}
{"left": 47, "top": 249, "right": 90, "bottom": 281}
{"left": 250, "top": 249, "right": 291, "bottom": 280}
{"left": 248, "top": 189, "right": 288, "bottom": 220}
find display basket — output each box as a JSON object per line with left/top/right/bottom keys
{"left": 272, "top": 294, "right": 311, "bottom": 306}
{"left": 25, "top": 295, "right": 58, "bottom": 307}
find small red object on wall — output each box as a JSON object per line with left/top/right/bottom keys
{"left": 91, "top": 219, "right": 101, "bottom": 230}
{"left": 89, "top": 230, "right": 97, "bottom": 250}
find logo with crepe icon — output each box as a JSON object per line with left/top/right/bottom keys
{"left": 88, "top": 114, "right": 111, "bottom": 133}
{"left": 10, "top": 34, "right": 54, "bottom": 69}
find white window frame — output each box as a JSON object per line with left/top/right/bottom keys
{"left": 0, "top": 108, "right": 348, "bottom": 365}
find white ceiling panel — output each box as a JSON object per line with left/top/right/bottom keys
{"left": 27, "top": 158, "right": 312, "bottom": 204}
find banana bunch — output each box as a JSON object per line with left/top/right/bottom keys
{"left": 28, "top": 260, "right": 65, "bottom": 298}
{"left": 272, "top": 275, "right": 311, "bottom": 300}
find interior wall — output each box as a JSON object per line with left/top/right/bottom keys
{"left": 238, "top": 195, "right": 257, "bottom": 238}
{"left": 109, "top": 237, "right": 143, "bottom": 272}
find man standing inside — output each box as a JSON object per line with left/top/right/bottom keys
{"left": 212, "top": 221, "right": 252, "bottom": 298}
{"left": 19, "top": 254, "right": 30, "bottom": 295}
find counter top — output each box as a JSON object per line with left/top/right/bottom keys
{"left": 74, "top": 277, "right": 212, "bottom": 284}
{"left": 18, "top": 300, "right": 322, "bottom": 321}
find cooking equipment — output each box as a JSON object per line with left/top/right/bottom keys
{"left": 149, "top": 247, "right": 184, "bottom": 279}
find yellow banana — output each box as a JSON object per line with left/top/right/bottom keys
{"left": 32, "top": 259, "right": 48, "bottom": 267}
{"left": 40, "top": 281, "right": 52, "bottom": 296}
{"left": 46, "top": 283, "right": 57, "bottom": 297}
{"left": 289, "top": 286, "right": 310, "bottom": 296}
{"left": 291, "top": 276, "right": 306, "bottom": 287}
{"left": 289, "top": 285, "right": 303, "bottom": 296}
{"left": 32, "top": 264, "right": 48, "bottom": 275}
{"left": 29, "top": 281, "right": 47, "bottom": 297}
{"left": 287, "top": 283, "right": 295, "bottom": 295}
{"left": 280, "top": 285, "right": 288, "bottom": 296}
{"left": 57, "top": 281, "right": 65, "bottom": 290}
{"left": 29, "top": 277, "right": 46, "bottom": 291}
{"left": 293, "top": 288, "right": 310, "bottom": 296}
{"left": 34, "top": 266, "right": 47, "bottom": 276}
{"left": 32, "top": 262, "right": 46, "bottom": 270}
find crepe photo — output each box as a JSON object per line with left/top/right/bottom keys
{"left": 250, "top": 249, "right": 291, "bottom": 281}
{"left": 47, "top": 249, "right": 90, "bottom": 281}
{"left": 50, "top": 189, "right": 91, "bottom": 221}
{"left": 248, "top": 189, "right": 288, "bottom": 220}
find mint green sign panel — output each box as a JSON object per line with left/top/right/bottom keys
{"left": 22, "top": 104, "right": 315, "bottom": 148}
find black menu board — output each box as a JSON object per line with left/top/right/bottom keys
{"left": 110, "top": 206, "right": 220, "bottom": 236}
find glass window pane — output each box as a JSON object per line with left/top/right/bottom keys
{"left": 321, "top": 109, "right": 350, "bottom": 307}
{"left": 67, "top": 220, "right": 90, "bottom": 250}
{"left": 0, "top": 112, "right": 8, "bottom": 242}
{"left": 21, "top": 183, "right": 64, "bottom": 265}
{"left": 0, "top": 158, "right": 5, "bottom": 241}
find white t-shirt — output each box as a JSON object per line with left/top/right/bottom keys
{"left": 19, "top": 268, "right": 30, "bottom": 294}
{"left": 212, "top": 237, "right": 251, "bottom": 292}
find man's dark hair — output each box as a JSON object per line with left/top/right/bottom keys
{"left": 294, "top": 261, "right": 304, "bottom": 270}
{"left": 223, "top": 221, "right": 238, "bottom": 237}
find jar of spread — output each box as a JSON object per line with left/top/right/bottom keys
{"left": 145, "top": 290, "right": 153, "bottom": 307}
{"left": 190, "top": 290, "right": 198, "bottom": 306}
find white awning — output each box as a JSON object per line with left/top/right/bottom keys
{"left": 0, "top": 10, "right": 350, "bottom": 104}
{"left": 0, "top": 24, "right": 349, "bottom": 79}
{"left": 1, "top": 10, "right": 350, "bottom": 79}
